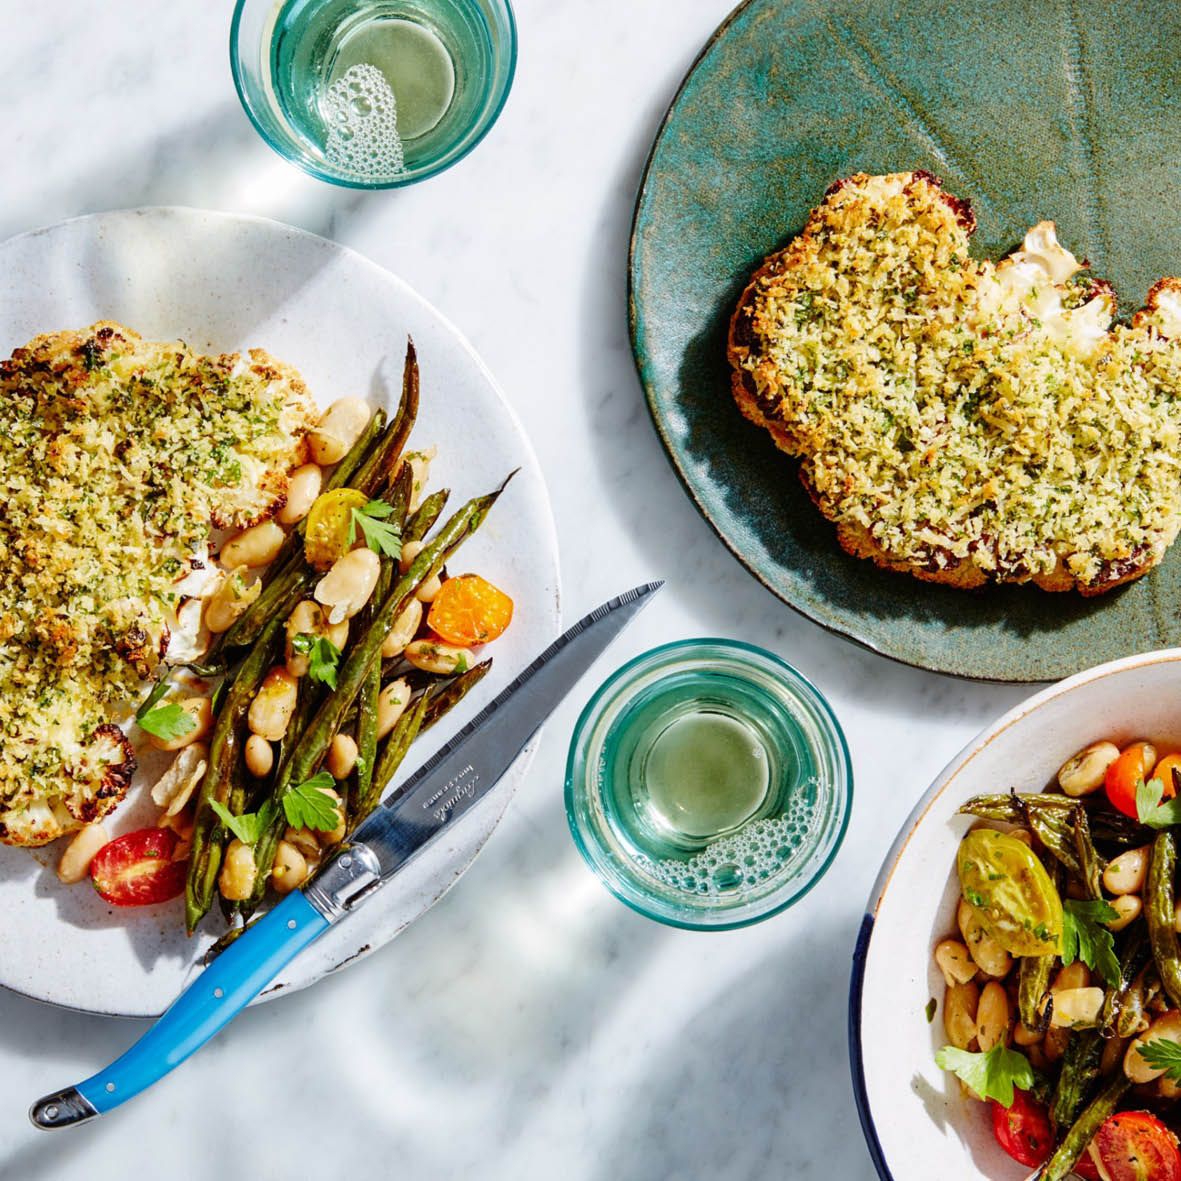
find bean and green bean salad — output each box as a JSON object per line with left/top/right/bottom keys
{"left": 935, "top": 739, "right": 1181, "bottom": 1179}
{"left": 56, "top": 342, "right": 517, "bottom": 937}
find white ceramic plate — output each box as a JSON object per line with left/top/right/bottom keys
{"left": 0, "top": 208, "right": 560, "bottom": 1018}
{"left": 850, "top": 649, "right": 1181, "bottom": 1180}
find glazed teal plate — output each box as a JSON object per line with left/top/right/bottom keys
{"left": 630, "top": 0, "right": 1181, "bottom": 682}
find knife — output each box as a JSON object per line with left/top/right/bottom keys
{"left": 30, "top": 581, "right": 662, "bottom": 1130}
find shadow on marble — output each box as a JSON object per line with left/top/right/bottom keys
{"left": 0, "top": 100, "right": 368, "bottom": 247}
{"left": 591, "top": 919, "right": 878, "bottom": 1181}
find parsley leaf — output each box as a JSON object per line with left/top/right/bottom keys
{"left": 935, "top": 1043, "right": 1035, "bottom": 1108}
{"left": 1060, "top": 899, "right": 1121, "bottom": 989}
{"left": 138, "top": 702, "right": 197, "bottom": 742}
{"left": 1139, "top": 1038, "right": 1181, "bottom": 1082}
{"left": 136, "top": 677, "right": 172, "bottom": 721}
{"left": 210, "top": 799, "right": 275, "bottom": 845}
{"left": 348, "top": 499, "right": 402, "bottom": 558}
{"left": 1137, "top": 777, "right": 1181, "bottom": 829}
{"left": 282, "top": 772, "right": 340, "bottom": 832}
{"left": 291, "top": 633, "right": 341, "bottom": 689}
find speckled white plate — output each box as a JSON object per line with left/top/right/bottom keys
{"left": 0, "top": 208, "right": 560, "bottom": 1018}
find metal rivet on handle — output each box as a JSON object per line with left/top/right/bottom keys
{"left": 45, "top": 1106, "right": 58, "bottom": 1119}
{"left": 105, "top": 1083, "right": 115, "bottom": 1093}
{"left": 213, "top": 987, "right": 224, "bottom": 999}
{"left": 287, "top": 919, "right": 297, "bottom": 929}
{"left": 340, "top": 855, "right": 353, "bottom": 869}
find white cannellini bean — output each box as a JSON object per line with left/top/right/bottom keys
{"left": 248, "top": 667, "right": 299, "bottom": 741}
{"left": 285, "top": 825, "right": 322, "bottom": 861}
{"left": 308, "top": 397, "right": 371, "bottom": 466}
{"left": 381, "top": 598, "right": 423, "bottom": 658}
{"left": 416, "top": 573, "right": 443, "bottom": 603}
{"left": 205, "top": 567, "right": 261, "bottom": 634}
{"left": 933, "top": 940, "right": 977, "bottom": 988}
{"left": 149, "top": 696, "right": 213, "bottom": 752}
{"left": 1103, "top": 846, "right": 1151, "bottom": 896}
{"left": 244, "top": 734, "right": 274, "bottom": 778}
{"left": 1050, "top": 987, "right": 1105, "bottom": 1029}
{"left": 404, "top": 639, "right": 471, "bottom": 677}
{"left": 944, "top": 981, "right": 980, "bottom": 1051}
{"left": 220, "top": 520, "right": 286, "bottom": 569}
{"left": 1106, "top": 893, "right": 1142, "bottom": 932}
{"left": 377, "top": 679, "right": 411, "bottom": 741}
{"left": 150, "top": 743, "right": 209, "bottom": 817}
{"left": 976, "top": 981, "right": 1010, "bottom": 1052}
{"left": 1126, "top": 1011, "right": 1181, "bottom": 1083}
{"left": 957, "top": 898, "right": 1013, "bottom": 979}
{"left": 1053, "top": 962, "right": 1091, "bottom": 992}
{"left": 404, "top": 446, "right": 437, "bottom": 512}
{"left": 271, "top": 840, "right": 310, "bottom": 895}
{"left": 277, "top": 464, "right": 323, "bottom": 526}
{"left": 57, "top": 823, "right": 110, "bottom": 884}
{"left": 1013, "top": 1021, "right": 1043, "bottom": 1047}
{"left": 1057, "top": 741, "right": 1121, "bottom": 796}
{"left": 285, "top": 600, "right": 322, "bottom": 677}
{"left": 326, "top": 734, "right": 358, "bottom": 780}
{"left": 314, "top": 548, "right": 381, "bottom": 624}
{"left": 399, "top": 539, "right": 424, "bottom": 575}
{"left": 219, "top": 839, "right": 258, "bottom": 902}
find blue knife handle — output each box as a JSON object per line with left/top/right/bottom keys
{"left": 30, "top": 891, "right": 328, "bottom": 1128}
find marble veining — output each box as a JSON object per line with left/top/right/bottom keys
{"left": 0, "top": 2, "right": 1029, "bottom": 1178}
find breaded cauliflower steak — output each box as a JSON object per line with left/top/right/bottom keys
{"left": 729, "top": 171, "right": 1181, "bottom": 595}
{"left": 0, "top": 321, "right": 316, "bottom": 845}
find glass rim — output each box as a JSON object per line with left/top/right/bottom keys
{"left": 229, "top": 0, "right": 519, "bottom": 191}
{"left": 564, "top": 638, "right": 853, "bottom": 932}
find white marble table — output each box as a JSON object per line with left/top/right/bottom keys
{"left": 0, "top": 2, "right": 1030, "bottom": 1177}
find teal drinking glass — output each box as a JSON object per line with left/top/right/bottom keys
{"left": 231, "top": 0, "right": 517, "bottom": 188}
{"left": 566, "top": 640, "right": 853, "bottom": 930}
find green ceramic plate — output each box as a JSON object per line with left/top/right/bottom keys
{"left": 630, "top": 0, "right": 1181, "bottom": 682}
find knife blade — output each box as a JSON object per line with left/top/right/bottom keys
{"left": 30, "top": 582, "right": 662, "bottom": 1130}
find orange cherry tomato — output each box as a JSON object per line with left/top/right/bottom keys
{"left": 1153, "top": 754, "right": 1181, "bottom": 801}
{"left": 1105, "top": 741, "right": 1160, "bottom": 818}
{"left": 427, "top": 575, "right": 514, "bottom": 646}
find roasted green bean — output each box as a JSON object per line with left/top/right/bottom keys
{"left": 1147, "top": 830, "right": 1181, "bottom": 1007}
{"left": 184, "top": 617, "right": 283, "bottom": 933}
{"left": 421, "top": 661, "right": 492, "bottom": 731}
{"left": 1037, "top": 1075, "right": 1129, "bottom": 1181}
{"left": 1049, "top": 1030, "right": 1102, "bottom": 1130}
{"left": 351, "top": 340, "right": 419, "bottom": 497}
{"left": 1102, "top": 926, "right": 1151, "bottom": 1038}
{"left": 1071, "top": 806, "right": 1104, "bottom": 900}
{"left": 246, "top": 480, "right": 509, "bottom": 902}
{"left": 405, "top": 488, "right": 450, "bottom": 543}
{"left": 1018, "top": 955, "right": 1053, "bottom": 1032}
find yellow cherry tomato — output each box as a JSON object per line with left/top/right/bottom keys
{"left": 304, "top": 488, "right": 369, "bottom": 572}
{"left": 957, "top": 828, "right": 1063, "bottom": 957}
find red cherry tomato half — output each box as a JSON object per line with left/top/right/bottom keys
{"left": 90, "top": 827, "right": 187, "bottom": 907}
{"left": 1073, "top": 1149, "right": 1101, "bottom": 1181}
{"left": 990, "top": 1091, "right": 1054, "bottom": 1169}
{"left": 1106, "top": 742, "right": 1162, "bottom": 818}
{"left": 1092, "top": 1111, "right": 1181, "bottom": 1181}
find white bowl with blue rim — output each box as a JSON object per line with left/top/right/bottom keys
{"left": 849, "top": 648, "right": 1181, "bottom": 1180}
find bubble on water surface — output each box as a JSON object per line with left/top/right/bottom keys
{"left": 322, "top": 63, "right": 405, "bottom": 178}
{"left": 640, "top": 782, "right": 822, "bottom": 898}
